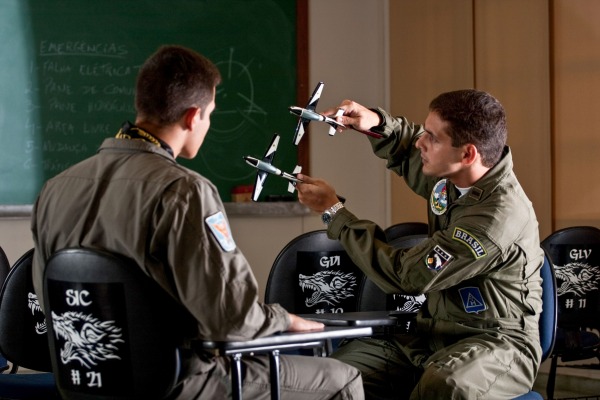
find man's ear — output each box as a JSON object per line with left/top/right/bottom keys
{"left": 183, "top": 107, "right": 201, "bottom": 130}
{"left": 462, "top": 143, "right": 479, "bottom": 166}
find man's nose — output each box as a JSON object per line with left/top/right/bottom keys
{"left": 415, "top": 135, "right": 424, "bottom": 150}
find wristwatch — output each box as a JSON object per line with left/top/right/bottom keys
{"left": 321, "top": 202, "right": 344, "bottom": 225}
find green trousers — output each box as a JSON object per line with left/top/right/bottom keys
{"left": 330, "top": 334, "right": 537, "bottom": 400}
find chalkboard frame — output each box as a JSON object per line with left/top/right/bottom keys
{"left": 0, "top": 0, "right": 309, "bottom": 217}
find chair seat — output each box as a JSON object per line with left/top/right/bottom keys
{"left": 512, "top": 391, "right": 543, "bottom": 400}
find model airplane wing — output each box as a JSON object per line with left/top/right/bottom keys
{"left": 292, "top": 82, "right": 324, "bottom": 145}
{"left": 252, "top": 134, "right": 280, "bottom": 201}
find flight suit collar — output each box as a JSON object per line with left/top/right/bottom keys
{"left": 451, "top": 146, "right": 513, "bottom": 206}
{"left": 98, "top": 137, "right": 177, "bottom": 162}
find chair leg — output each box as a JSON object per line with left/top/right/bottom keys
{"left": 232, "top": 353, "right": 243, "bottom": 400}
{"left": 269, "top": 350, "right": 281, "bottom": 400}
{"left": 546, "top": 356, "right": 558, "bottom": 400}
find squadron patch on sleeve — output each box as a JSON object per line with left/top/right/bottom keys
{"left": 425, "top": 245, "right": 454, "bottom": 271}
{"left": 452, "top": 227, "right": 487, "bottom": 259}
{"left": 458, "top": 287, "right": 488, "bottom": 313}
{"left": 205, "top": 211, "right": 236, "bottom": 252}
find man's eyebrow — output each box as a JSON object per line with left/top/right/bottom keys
{"left": 423, "top": 128, "right": 437, "bottom": 137}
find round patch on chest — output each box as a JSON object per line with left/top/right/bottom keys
{"left": 430, "top": 179, "right": 448, "bottom": 215}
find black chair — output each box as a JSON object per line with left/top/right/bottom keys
{"left": 0, "top": 248, "right": 59, "bottom": 399}
{"left": 43, "top": 248, "right": 191, "bottom": 400}
{"left": 0, "top": 245, "right": 9, "bottom": 287}
{"left": 265, "top": 230, "right": 368, "bottom": 356}
{"left": 0, "top": 245, "right": 10, "bottom": 373}
{"left": 383, "top": 221, "right": 428, "bottom": 242}
{"left": 265, "top": 230, "right": 365, "bottom": 315}
{"left": 541, "top": 226, "right": 600, "bottom": 400}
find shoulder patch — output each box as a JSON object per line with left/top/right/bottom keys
{"left": 205, "top": 211, "right": 236, "bottom": 252}
{"left": 425, "top": 245, "right": 454, "bottom": 271}
{"left": 458, "top": 287, "right": 488, "bottom": 313}
{"left": 452, "top": 227, "right": 487, "bottom": 259}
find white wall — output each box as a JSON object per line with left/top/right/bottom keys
{"left": 307, "top": 0, "right": 390, "bottom": 228}
{"left": 0, "top": 1, "right": 390, "bottom": 298}
{"left": 0, "top": 217, "right": 34, "bottom": 265}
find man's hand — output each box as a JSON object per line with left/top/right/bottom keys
{"left": 322, "top": 99, "right": 382, "bottom": 134}
{"left": 295, "top": 174, "right": 340, "bottom": 213}
{"left": 287, "top": 313, "right": 324, "bottom": 332}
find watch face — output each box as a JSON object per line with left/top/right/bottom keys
{"left": 322, "top": 211, "right": 332, "bottom": 225}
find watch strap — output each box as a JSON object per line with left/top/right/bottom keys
{"left": 328, "top": 202, "right": 344, "bottom": 215}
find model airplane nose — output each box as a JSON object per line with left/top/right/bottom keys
{"left": 243, "top": 156, "right": 259, "bottom": 167}
{"left": 288, "top": 106, "right": 302, "bottom": 117}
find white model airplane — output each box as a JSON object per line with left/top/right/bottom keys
{"left": 243, "top": 134, "right": 302, "bottom": 201}
{"left": 289, "top": 81, "right": 345, "bottom": 145}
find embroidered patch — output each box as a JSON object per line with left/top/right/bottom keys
{"left": 458, "top": 287, "right": 488, "bottom": 313}
{"left": 430, "top": 179, "right": 448, "bottom": 215}
{"left": 468, "top": 186, "right": 483, "bottom": 201}
{"left": 425, "top": 245, "right": 454, "bottom": 271}
{"left": 452, "top": 227, "right": 487, "bottom": 259}
{"left": 205, "top": 211, "right": 236, "bottom": 252}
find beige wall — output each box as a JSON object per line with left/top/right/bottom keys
{"left": 388, "top": 0, "right": 553, "bottom": 239}
{"left": 388, "top": 0, "right": 600, "bottom": 238}
{"left": 552, "top": 0, "right": 600, "bottom": 229}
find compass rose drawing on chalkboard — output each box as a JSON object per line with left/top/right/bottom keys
{"left": 211, "top": 47, "right": 266, "bottom": 138}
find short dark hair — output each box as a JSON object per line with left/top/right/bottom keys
{"left": 135, "top": 45, "right": 221, "bottom": 125}
{"left": 429, "top": 89, "right": 507, "bottom": 168}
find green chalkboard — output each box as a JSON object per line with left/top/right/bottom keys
{"left": 0, "top": 0, "right": 304, "bottom": 205}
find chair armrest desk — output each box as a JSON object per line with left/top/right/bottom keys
{"left": 298, "top": 310, "right": 415, "bottom": 327}
{"left": 200, "top": 326, "right": 373, "bottom": 400}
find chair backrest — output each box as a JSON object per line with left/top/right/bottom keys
{"left": 384, "top": 222, "right": 428, "bottom": 242}
{"left": 0, "top": 246, "right": 9, "bottom": 287}
{"left": 541, "top": 226, "right": 600, "bottom": 331}
{"left": 0, "top": 248, "right": 53, "bottom": 372}
{"left": 539, "top": 252, "right": 557, "bottom": 361}
{"left": 43, "top": 248, "right": 193, "bottom": 400}
{"left": 0, "top": 246, "right": 10, "bottom": 372}
{"left": 265, "top": 230, "right": 364, "bottom": 314}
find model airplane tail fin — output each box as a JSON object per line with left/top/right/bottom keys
{"left": 288, "top": 165, "right": 302, "bottom": 193}
{"left": 327, "top": 108, "right": 344, "bottom": 136}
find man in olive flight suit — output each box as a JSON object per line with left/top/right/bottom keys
{"left": 31, "top": 45, "right": 363, "bottom": 400}
{"left": 296, "top": 89, "right": 544, "bottom": 399}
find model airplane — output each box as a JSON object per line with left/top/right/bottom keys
{"left": 289, "top": 81, "right": 384, "bottom": 145}
{"left": 289, "top": 82, "right": 345, "bottom": 145}
{"left": 243, "top": 134, "right": 302, "bottom": 201}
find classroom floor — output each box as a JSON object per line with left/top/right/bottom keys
{"left": 533, "top": 358, "right": 600, "bottom": 399}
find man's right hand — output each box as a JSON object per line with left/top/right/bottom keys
{"left": 322, "top": 100, "right": 382, "bottom": 134}
{"left": 295, "top": 174, "right": 340, "bottom": 213}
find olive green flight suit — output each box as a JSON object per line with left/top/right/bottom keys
{"left": 327, "top": 110, "right": 543, "bottom": 399}
{"left": 31, "top": 138, "right": 363, "bottom": 400}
